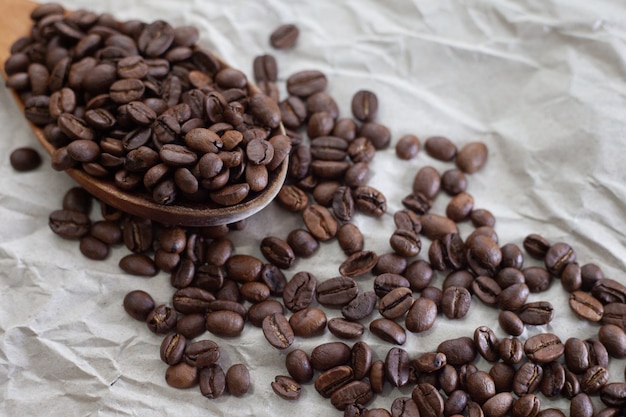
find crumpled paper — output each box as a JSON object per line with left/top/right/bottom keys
{"left": 1, "top": 0, "right": 626, "bottom": 415}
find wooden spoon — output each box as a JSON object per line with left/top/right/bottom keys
{"left": 0, "top": 0, "right": 288, "bottom": 227}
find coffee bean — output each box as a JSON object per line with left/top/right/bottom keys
{"left": 270, "top": 24, "right": 299, "bottom": 49}
{"left": 119, "top": 253, "right": 157, "bottom": 276}
{"left": 199, "top": 364, "right": 226, "bottom": 399}
{"left": 327, "top": 317, "right": 365, "bottom": 339}
{"left": 581, "top": 263, "right": 604, "bottom": 291}
{"left": 412, "top": 383, "right": 444, "bottom": 417}
{"left": 262, "top": 312, "right": 294, "bottom": 349}
{"left": 337, "top": 223, "right": 365, "bottom": 256}
{"left": 570, "top": 393, "right": 594, "bottom": 417}
{"left": 474, "top": 326, "right": 500, "bottom": 362}
{"left": 183, "top": 339, "right": 220, "bottom": 367}
{"left": 351, "top": 90, "right": 378, "bottom": 122}
{"left": 339, "top": 250, "right": 378, "bottom": 277}
{"left": 499, "top": 337, "right": 524, "bottom": 364}
{"left": 10, "top": 146, "right": 42, "bottom": 172}
{"left": 511, "top": 393, "right": 541, "bottom": 417}
{"left": 525, "top": 333, "right": 564, "bottom": 364}
{"left": 330, "top": 380, "right": 373, "bottom": 411}
{"left": 490, "top": 362, "right": 516, "bottom": 393}
{"left": 370, "top": 318, "right": 406, "bottom": 345}
{"left": 314, "top": 365, "right": 354, "bottom": 398}
{"left": 389, "top": 229, "right": 422, "bottom": 258}
{"left": 545, "top": 242, "right": 576, "bottom": 276}
{"left": 271, "top": 375, "right": 302, "bottom": 400}
{"left": 146, "top": 304, "right": 177, "bottom": 334}
{"left": 513, "top": 362, "right": 544, "bottom": 396}
{"left": 441, "top": 286, "right": 471, "bottom": 319}
{"left": 379, "top": 287, "right": 413, "bottom": 320}
{"left": 600, "top": 383, "right": 626, "bottom": 408}
{"left": 456, "top": 141, "right": 488, "bottom": 173}
{"left": 438, "top": 337, "right": 477, "bottom": 366}
{"left": 498, "top": 310, "right": 525, "bottom": 336}
{"left": 405, "top": 296, "right": 437, "bottom": 333}
{"left": 287, "top": 70, "right": 327, "bottom": 97}
{"left": 123, "top": 289, "right": 155, "bottom": 321}
{"left": 498, "top": 282, "right": 529, "bottom": 310}
{"left": 353, "top": 185, "right": 387, "bottom": 217}
{"left": 472, "top": 275, "right": 501, "bottom": 306}
{"left": 79, "top": 235, "right": 110, "bottom": 260}
{"left": 568, "top": 290, "right": 604, "bottom": 322}
{"left": 359, "top": 122, "right": 391, "bottom": 149}
{"left": 395, "top": 134, "right": 420, "bottom": 160}
{"left": 592, "top": 278, "right": 626, "bottom": 304}
{"left": 384, "top": 347, "right": 411, "bottom": 387}
{"left": 541, "top": 361, "right": 566, "bottom": 398}
{"left": 518, "top": 301, "right": 555, "bottom": 325}
{"left": 467, "top": 370, "right": 496, "bottom": 404}
{"left": 332, "top": 185, "right": 355, "bottom": 222}
{"left": 225, "top": 364, "right": 250, "bottom": 397}
{"left": 342, "top": 291, "right": 377, "bottom": 321}
{"left": 581, "top": 365, "right": 609, "bottom": 394}
{"left": 522, "top": 266, "right": 552, "bottom": 292}
{"left": 316, "top": 276, "right": 359, "bottom": 307}
{"left": 289, "top": 307, "right": 327, "bottom": 337}
{"left": 165, "top": 362, "right": 198, "bottom": 389}
{"left": 205, "top": 310, "right": 244, "bottom": 337}
{"left": 283, "top": 271, "right": 317, "bottom": 312}
{"left": 302, "top": 204, "right": 338, "bottom": 241}
{"left": 598, "top": 324, "right": 626, "bottom": 358}
{"left": 420, "top": 213, "right": 459, "bottom": 240}
{"left": 523, "top": 233, "right": 551, "bottom": 259}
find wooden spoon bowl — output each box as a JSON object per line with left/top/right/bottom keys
{"left": 0, "top": 0, "right": 287, "bottom": 227}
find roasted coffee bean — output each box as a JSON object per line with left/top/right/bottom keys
{"left": 337, "top": 223, "right": 365, "bottom": 255}
{"left": 248, "top": 299, "right": 284, "bottom": 327}
{"left": 467, "top": 370, "right": 496, "bottom": 404}
{"left": 270, "top": 23, "right": 299, "bottom": 49}
{"left": 541, "top": 361, "right": 566, "bottom": 398}
{"left": 307, "top": 112, "right": 335, "bottom": 138}
{"left": 119, "top": 253, "right": 158, "bottom": 276}
{"left": 224, "top": 254, "right": 262, "bottom": 283}
{"left": 348, "top": 137, "right": 376, "bottom": 163}
{"left": 523, "top": 234, "right": 551, "bottom": 259}
{"left": 289, "top": 307, "right": 327, "bottom": 337}
{"left": 302, "top": 204, "right": 338, "bottom": 241}
{"left": 490, "top": 362, "right": 516, "bottom": 393}
{"left": 374, "top": 273, "right": 410, "bottom": 298}
{"left": 395, "top": 134, "right": 420, "bottom": 160}
{"left": 165, "top": 362, "right": 198, "bottom": 389}
{"left": 123, "top": 216, "right": 153, "bottom": 253}
{"left": 316, "top": 276, "right": 359, "bottom": 307}
{"left": 413, "top": 352, "right": 447, "bottom": 374}
{"left": 518, "top": 301, "right": 555, "bottom": 325}
{"left": 379, "top": 287, "right": 413, "bottom": 320}
{"left": 602, "top": 302, "right": 626, "bottom": 329}
{"left": 446, "top": 192, "right": 474, "bottom": 222}
{"left": 310, "top": 342, "right": 351, "bottom": 372}
{"left": 272, "top": 375, "right": 302, "bottom": 400}
{"left": 260, "top": 236, "right": 295, "bottom": 269}
{"left": 412, "top": 383, "right": 444, "bottom": 417}
{"left": 570, "top": 393, "right": 594, "bottom": 417}
{"left": 456, "top": 141, "right": 488, "bottom": 173}
{"left": 359, "top": 122, "right": 391, "bottom": 149}
{"left": 313, "top": 181, "right": 341, "bottom": 206}
{"left": 598, "top": 324, "right": 626, "bottom": 358}
{"left": 499, "top": 337, "right": 524, "bottom": 364}
{"left": 262, "top": 312, "right": 294, "bottom": 349}
{"left": 287, "top": 228, "right": 319, "bottom": 258}
{"left": 172, "top": 287, "right": 215, "bottom": 314}
{"left": 332, "top": 185, "right": 355, "bottom": 222}
{"left": 412, "top": 166, "right": 440, "bottom": 200}
{"left": 287, "top": 70, "right": 327, "bottom": 97}
{"left": 315, "top": 365, "right": 354, "bottom": 398}
{"left": 525, "top": 333, "right": 564, "bottom": 364}
{"left": 424, "top": 136, "right": 457, "bottom": 161}
{"left": 205, "top": 310, "right": 245, "bottom": 337}
{"left": 600, "top": 383, "right": 626, "bottom": 408}
{"left": 199, "top": 364, "right": 226, "bottom": 399}
{"left": 146, "top": 304, "right": 177, "bottom": 334}
{"left": 496, "top": 267, "right": 525, "bottom": 289}
{"left": 499, "top": 243, "right": 524, "bottom": 269}
{"left": 592, "top": 278, "right": 626, "bottom": 304}
{"left": 441, "top": 286, "right": 471, "bottom": 319}
{"left": 253, "top": 54, "right": 278, "bottom": 83}
{"left": 79, "top": 235, "right": 110, "bottom": 260}
{"left": 175, "top": 314, "right": 206, "bottom": 340}
{"left": 498, "top": 310, "right": 525, "bottom": 336}
{"left": 328, "top": 317, "right": 365, "bottom": 339}
{"left": 420, "top": 213, "right": 459, "bottom": 241}
{"left": 385, "top": 347, "right": 411, "bottom": 387}
{"left": 569, "top": 291, "right": 604, "bottom": 322}
{"left": 389, "top": 229, "right": 421, "bottom": 258}
{"left": 238, "top": 282, "right": 270, "bottom": 303}
{"left": 438, "top": 364, "right": 459, "bottom": 395}
{"left": 331, "top": 380, "right": 374, "bottom": 411}
{"left": 421, "top": 287, "right": 443, "bottom": 310}
{"left": 444, "top": 390, "right": 469, "bottom": 416}
{"left": 562, "top": 262, "right": 583, "bottom": 292}
{"left": 581, "top": 365, "right": 609, "bottom": 394}
{"left": 513, "top": 362, "right": 544, "bottom": 396}
{"left": 522, "top": 266, "right": 552, "bottom": 292}
{"left": 183, "top": 339, "right": 220, "bottom": 367}
{"left": 351, "top": 90, "right": 378, "bottom": 122}
{"left": 283, "top": 271, "right": 317, "bottom": 312}
{"left": 225, "top": 364, "right": 250, "bottom": 397}
{"left": 49, "top": 209, "right": 91, "bottom": 239}
{"left": 404, "top": 260, "right": 433, "bottom": 291}
{"left": 375, "top": 253, "right": 408, "bottom": 275}
{"left": 467, "top": 234, "right": 502, "bottom": 276}
{"left": 123, "top": 289, "right": 155, "bottom": 321}
{"left": 511, "top": 394, "right": 541, "bottom": 417}
{"left": 536, "top": 409, "right": 566, "bottom": 417}
{"left": 370, "top": 318, "right": 406, "bottom": 345}
{"left": 405, "top": 296, "right": 437, "bottom": 333}
{"left": 342, "top": 291, "right": 377, "bottom": 321}
{"left": 353, "top": 186, "right": 387, "bottom": 217}
{"left": 10, "top": 147, "right": 42, "bottom": 171}
{"left": 437, "top": 337, "right": 476, "bottom": 366}
{"left": 544, "top": 242, "right": 576, "bottom": 276}
{"left": 472, "top": 275, "right": 501, "bottom": 306}
{"left": 498, "top": 282, "right": 529, "bottom": 310}
{"left": 339, "top": 251, "right": 378, "bottom": 277}
{"left": 285, "top": 349, "right": 314, "bottom": 384}
{"left": 474, "top": 326, "right": 500, "bottom": 362}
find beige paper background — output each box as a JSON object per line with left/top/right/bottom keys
{"left": 1, "top": 0, "right": 626, "bottom": 415}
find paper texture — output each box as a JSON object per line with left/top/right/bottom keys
{"left": 1, "top": 0, "right": 626, "bottom": 415}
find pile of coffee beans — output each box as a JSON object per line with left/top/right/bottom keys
{"left": 6, "top": 2, "right": 289, "bottom": 207}
{"left": 6, "top": 3, "right": 626, "bottom": 417}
